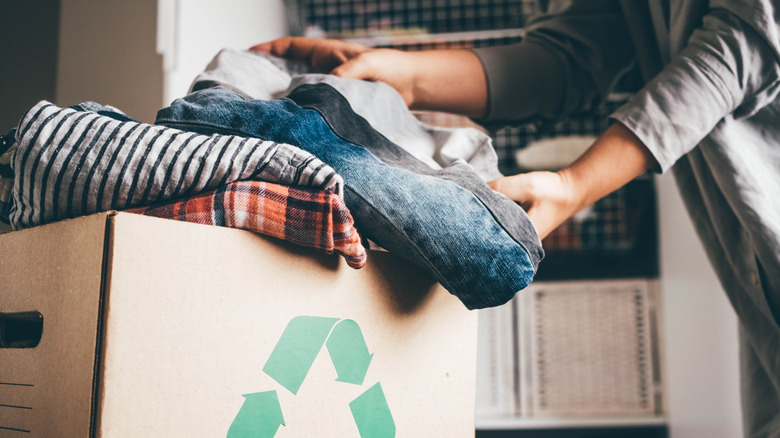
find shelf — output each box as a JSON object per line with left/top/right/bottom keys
{"left": 476, "top": 415, "right": 667, "bottom": 430}
{"left": 339, "top": 28, "right": 526, "bottom": 46}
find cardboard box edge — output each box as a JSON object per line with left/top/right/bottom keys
{"left": 90, "top": 210, "right": 117, "bottom": 438}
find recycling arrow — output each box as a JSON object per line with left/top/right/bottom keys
{"left": 262, "top": 316, "right": 339, "bottom": 395}
{"left": 327, "top": 319, "right": 374, "bottom": 385}
{"left": 230, "top": 316, "right": 395, "bottom": 437}
{"left": 262, "top": 316, "right": 375, "bottom": 392}
{"left": 350, "top": 382, "right": 396, "bottom": 438}
{"left": 227, "top": 391, "right": 285, "bottom": 438}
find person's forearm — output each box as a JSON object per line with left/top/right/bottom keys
{"left": 407, "top": 50, "right": 488, "bottom": 118}
{"left": 560, "top": 122, "right": 657, "bottom": 211}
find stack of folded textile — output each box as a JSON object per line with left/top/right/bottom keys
{"left": 0, "top": 100, "right": 366, "bottom": 268}
{"left": 0, "top": 50, "right": 543, "bottom": 309}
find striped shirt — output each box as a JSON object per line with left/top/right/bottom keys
{"left": 0, "top": 101, "right": 343, "bottom": 230}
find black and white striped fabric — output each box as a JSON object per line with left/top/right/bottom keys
{"left": 0, "top": 130, "right": 14, "bottom": 226}
{"left": 1, "top": 101, "right": 343, "bottom": 230}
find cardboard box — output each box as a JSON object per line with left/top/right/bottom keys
{"left": 0, "top": 212, "right": 477, "bottom": 437}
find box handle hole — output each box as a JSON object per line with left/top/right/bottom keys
{"left": 0, "top": 311, "right": 43, "bottom": 348}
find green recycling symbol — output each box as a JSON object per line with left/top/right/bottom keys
{"left": 227, "top": 316, "right": 396, "bottom": 437}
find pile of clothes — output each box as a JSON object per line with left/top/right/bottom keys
{"left": 0, "top": 50, "right": 543, "bottom": 309}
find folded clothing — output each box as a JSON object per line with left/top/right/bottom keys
{"left": 157, "top": 86, "right": 537, "bottom": 310}
{"left": 1, "top": 101, "right": 343, "bottom": 229}
{"left": 192, "top": 48, "right": 504, "bottom": 182}
{"left": 286, "top": 82, "right": 543, "bottom": 271}
{"left": 0, "top": 130, "right": 15, "bottom": 223}
{"left": 127, "top": 180, "right": 366, "bottom": 269}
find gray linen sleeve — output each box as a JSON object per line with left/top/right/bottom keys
{"left": 610, "top": 3, "right": 780, "bottom": 173}
{"left": 471, "top": 0, "right": 635, "bottom": 127}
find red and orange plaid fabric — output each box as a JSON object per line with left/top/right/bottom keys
{"left": 127, "top": 180, "right": 367, "bottom": 268}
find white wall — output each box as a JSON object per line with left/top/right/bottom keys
{"left": 57, "top": 0, "right": 288, "bottom": 123}
{"left": 160, "top": 0, "right": 289, "bottom": 106}
{"left": 656, "top": 172, "right": 743, "bottom": 437}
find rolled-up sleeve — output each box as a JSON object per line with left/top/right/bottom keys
{"left": 472, "top": 0, "right": 635, "bottom": 126}
{"left": 610, "top": 5, "right": 780, "bottom": 173}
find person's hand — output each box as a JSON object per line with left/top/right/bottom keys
{"left": 251, "top": 37, "right": 418, "bottom": 106}
{"left": 489, "top": 123, "right": 658, "bottom": 241}
{"left": 251, "top": 37, "right": 488, "bottom": 115}
{"left": 250, "top": 37, "right": 370, "bottom": 72}
{"left": 488, "top": 170, "right": 583, "bottom": 240}
{"left": 330, "top": 49, "right": 421, "bottom": 106}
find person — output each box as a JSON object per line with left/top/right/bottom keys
{"left": 251, "top": 1, "right": 780, "bottom": 435}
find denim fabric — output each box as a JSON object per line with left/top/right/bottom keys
{"left": 156, "top": 86, "right": 536, "bottom": 309}
{"left": 285, "top": 74, "right": 503, "bottom": 181}
{"left": 191, "top": 48, "right": 503, "bottom": 182}
{"left": 286, "top": 82, "right": 543, "bottom": 270}
{"left": 71, "top": 101, "right": 136, "bottom": 123}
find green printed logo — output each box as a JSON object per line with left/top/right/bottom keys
{"left": 227, "top": 391, "right": 285, "bottom": 438}
{"left": 227, "top": 316, "right": 396, "bottom": 437}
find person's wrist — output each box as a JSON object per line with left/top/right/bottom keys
{"left": 359, "top": 48, "right": 418, "bottom": 107}
{"left": 407, "top": 52, "right": 430, "bottom": 109}
{"left": 556, "top": 167, "right": 588, "bottom": 216}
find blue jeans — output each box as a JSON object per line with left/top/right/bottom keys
{"left": 285, "top": 82, "right": 542, "bottom": 271}
{"left": 156, "top": 86, "right": 536, "bottom": 309}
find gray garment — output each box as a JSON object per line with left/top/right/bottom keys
{"left": 473, "top": 1, "right": 780, "bottom": 435}
{"left": 192, "top": 48, "right": 504, "bottom": 182}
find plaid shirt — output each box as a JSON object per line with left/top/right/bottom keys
{"left": 127, "top": 180, "right": 367, "bottom": 269}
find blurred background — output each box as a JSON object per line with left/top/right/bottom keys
{"left": 0, "top": 1, "right": 742, "bottom": 436}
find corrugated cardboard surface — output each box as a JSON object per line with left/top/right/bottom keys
{"left": 98, "top": 212, "right": 477, "bottom": 437}
{"left": 2, "top": 212, "right": 477, "bottom": 437}
{"left": 0, "top": 212, "right": 112, "bottom": 437}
